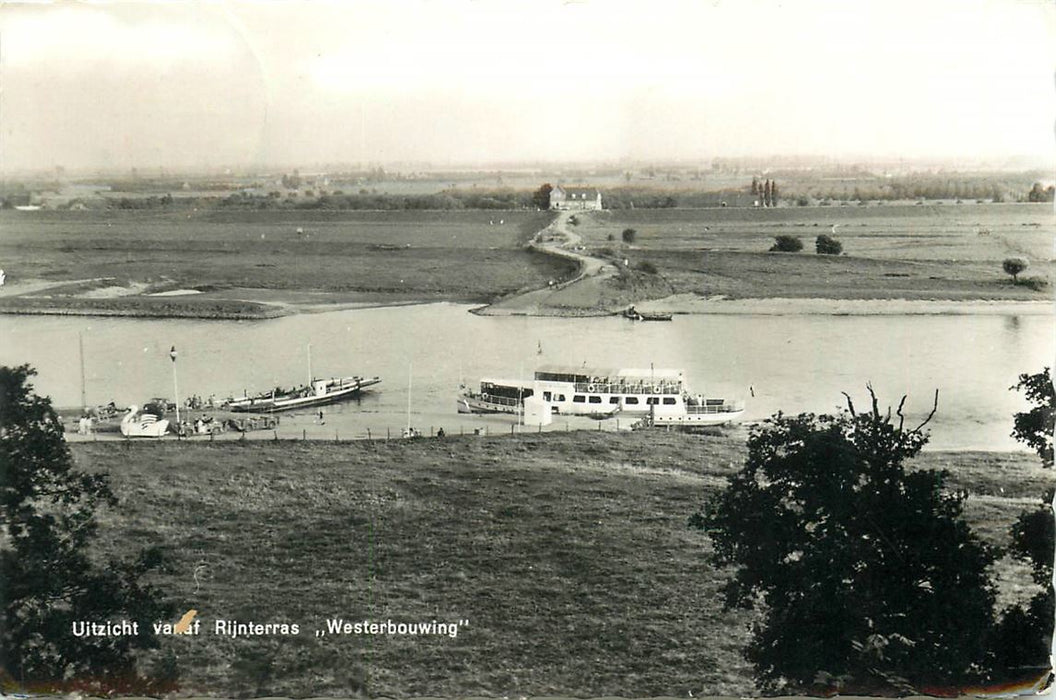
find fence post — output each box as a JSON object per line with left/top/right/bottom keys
{"left": 302, "top": 429, "right": 306, "bottom": 440}
{"left": 387, "top": 427, "right": 391, "bottom": 440}
{"left": 367, "top": 428, "right": 372, "bottom": 441}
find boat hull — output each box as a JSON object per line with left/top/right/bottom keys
{"left": 230, "top": 377, "right": 381, "bottom": 413}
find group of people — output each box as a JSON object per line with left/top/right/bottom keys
{"left": 184, "top": 394, "right": 216, "bottom": 410}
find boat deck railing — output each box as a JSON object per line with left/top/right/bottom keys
{"left": 571, "top": 381, "right": 681, "bottom": 395}
{"left": 478, "top": 394, "right": 521, "bottom": 407}
{"left": 684, "top": 402, "right": 744, "bottom": 415}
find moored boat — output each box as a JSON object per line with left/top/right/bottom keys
{"left": 457, "top": 365, "right": 744, "bottom": 425}
{"left": 227, "top": 375, "right": 381, "bottom": 413}
{"left": 120, "top": 405, "right": 170, "bottom": 437}
{"left": 623, "top": 305, "right": 673, "bottom": 321}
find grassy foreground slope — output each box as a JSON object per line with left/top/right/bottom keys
{"left": 74, "top": 431, "right": 1050, "bottom": 697}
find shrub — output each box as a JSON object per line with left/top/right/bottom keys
{"left": 815, "top": 234, "right": 843, "bottom": 255}
{"left": 621, "top": 228, "right": 637, "bottom": 244}
{"left": 769, "top": 235, "right": 803, "bottom": 252}
{"left": 1019, "top": 277, "right": 1048, "bottom": 291}
{"left": 637, "top": 260, "right": 658, "bottom": 274}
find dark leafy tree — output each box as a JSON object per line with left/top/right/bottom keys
{"left": 532, "top": 183, "right": 553, "bottom": 210}
{"left": 691, "top": 389, "right": 996, "bottom": 694}
{"left": 0, "top": 365, "right": 174, "bottom": 693}
{"left": 769, "top": 235, "right": 803, "bottom": 252}
{"left": 621, "top": 228, "right": 637, "bottom": 244}
{"left": 1002, "top": 258, "right": 1028, "bottom": 284}
{"left": 987, "top": 490, "right": 1054, "bottom": 681}
{"left": 1011, "top": 368, "right": 1053, "bottom": 468}
{"left": 764, "top": 179, "right": 772, "bottom": 207}
{"left": 816, "top": 234, "right": 843, "bottom": 255}
{"left": 751, "top": 177, "right": 759, "bottom": 196}
{"left": 771, "top": 180, "right": 778, "bottom": 205}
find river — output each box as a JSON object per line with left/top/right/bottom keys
{"left": 1, "top": 303, "right": 1052, "bottom": 450}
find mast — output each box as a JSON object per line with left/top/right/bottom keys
{"left": 406, "top": 363, "right": 413, "bottom": 432}
{"left": 79, "top": 331, "right": 87, "bottom": 410}
{"left": 307, "top": 343, "right": 313, "bottom": 384}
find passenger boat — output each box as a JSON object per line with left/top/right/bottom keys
{"left": 226, "top": 375, "right": 381, "bottom": 413}
{"left": 457, "top": 365, "right": 744, "bottom": 425}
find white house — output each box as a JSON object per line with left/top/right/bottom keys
{"left": 550, "top": 185, "right": 602, "bottom": 211}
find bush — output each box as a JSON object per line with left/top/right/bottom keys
{"left": 1018, "top": 277, "right": 1048, "bottom": 291}
{"left": 636, "top": 260, "right": 658, "bottom": 274}
{"left": 621, "top": 228, "right": 637, "bottom": 244}
{"left": 769, "top": 235, "right": 803, "bottom": 252}
{"left": 815, "top": 234, "right": 843, "bottom": 255}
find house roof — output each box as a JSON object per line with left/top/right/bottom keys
{"left": 552, "top": 185, "right": 599, "bottom": 198}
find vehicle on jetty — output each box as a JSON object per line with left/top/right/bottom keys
{"left": 622, "top": 306, "right": 673, "bottom": 322}
{"left": 225, "top": 375, "right": 381, "bottom": 413}
{"left": 120, "top": 405, "right": 170, "bottom": 438}
{"left": 458, "top": 365, "right": 744, "bottom": 425}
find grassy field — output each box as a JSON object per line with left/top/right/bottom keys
{"left": 71, "top": 431, "right": 1051, "bottom": 697}
{"left": 0, "top": 210, "right": 572, "bottom": 312}
{"left": 571, "top": 203, "right": 1052, "bottom": 304}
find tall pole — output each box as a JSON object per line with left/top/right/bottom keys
{"left": 406, "top": 363, "right": 412, "bottom": 432}
{"left": 170, "top": 345, "right": 180, "bottom": 425}
{"left": 79, "top": 331, "right": 87, "bottom": 411}
{"left": 307, "top": 343, "right": 313, "bottom": 385}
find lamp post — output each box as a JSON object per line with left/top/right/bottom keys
{"left": 169, "top": 345, "right": 180, "bottom": 426}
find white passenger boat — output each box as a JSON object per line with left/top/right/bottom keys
{"left": 457, "top": 365, "right": 744, "bottom": 426}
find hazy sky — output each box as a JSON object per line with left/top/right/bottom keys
{"left": 1, "top": 0, "right": 1054, "bottom": 172}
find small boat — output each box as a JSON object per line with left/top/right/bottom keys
{"left": 227, "top": 375, "right": 381, "bottom": 413}
{"left": 622, "top": 305, "right": 672, "bottom": 321}
{"left": 457, "top": 379, "right": 534, "bottom": 414}
{"left": 120, "top": 405, "right": 170, "bottom": 438}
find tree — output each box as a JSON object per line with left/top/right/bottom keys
{"left": 815, "top": 234, "right": 843, "bottom": 255}
{"left": 987, "top": 492, "right": 1054, "bottom": 680}
{"left": 1002, "top": 258, "right": 1028, "bottom": 284}
{"left": 532, "top": 183, "right": 553, "bottom": 210}
{"left": 1010, "top": 368, "right": 1053, "bottom": 468}
{"left": 621, "top": 228, "right": 637, "bottom": 244}
{"left": 751, "top": 177, "right": 759, "bottom": 196}
{"left": 771, "top": 180, "right": 779, "bottom": 206}
{"left": 0, "top": 365, "right": 174, "bottom": 693}
{"left": 692, "top": 389, "right": 996, "bottom": 694}
{"left": 769, "top": 235, "right": 803, "bottom": 252}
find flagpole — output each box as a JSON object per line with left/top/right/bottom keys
{"left": 170, "top": 346, "right": 180, "bottom": 425}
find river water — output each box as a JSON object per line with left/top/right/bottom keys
{"left": 1, "top": 303, "right": 1052, "bottom": 450}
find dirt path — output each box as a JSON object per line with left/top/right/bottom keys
{"left": 476, "top": 212, "right": 619, "bottom": 315}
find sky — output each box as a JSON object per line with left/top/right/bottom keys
{"left": 1, "top": 0, "right": 1054, "bottom": 172}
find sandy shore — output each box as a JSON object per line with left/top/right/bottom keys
{"left": 631, "top": 293, "right": 1055, "bottom": 316}
{"left": 2, "top": 278, "right": 1052, "bottom": 320}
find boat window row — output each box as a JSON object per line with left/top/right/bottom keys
{"left": 550, "top": 392, "right": 678, "bottom": 406}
